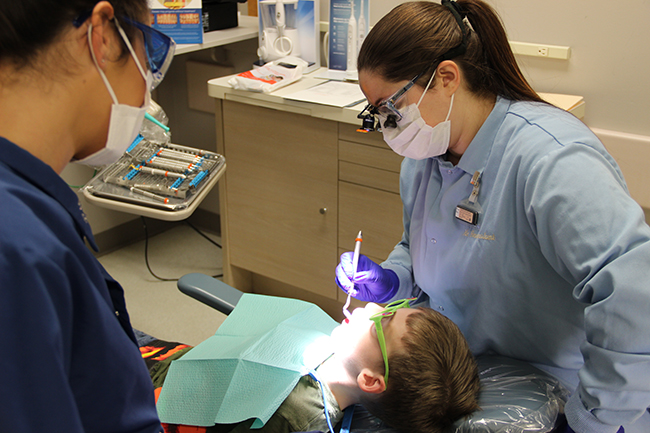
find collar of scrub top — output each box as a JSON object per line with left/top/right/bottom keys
{"left": 73, "top": 10, "right": 175, "bottom": 89}
{"left": 308, "top": 369, "right": 355, "bottom": 433}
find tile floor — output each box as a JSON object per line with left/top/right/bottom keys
{"left": 98, "top": 222, "right": 227, "bottom": 347}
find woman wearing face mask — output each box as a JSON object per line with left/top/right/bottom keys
{"left": 335, "top": 2, "right": 650, "bottom": 433}
{"left": 0, "top": 1, "right": 173, "bottom": 431}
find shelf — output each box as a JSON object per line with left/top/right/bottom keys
{"left": 174, "top": 15, "right": 258, "bottom": 56}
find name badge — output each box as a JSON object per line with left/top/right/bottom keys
{"left": 455, "top": 171, "right": 482, "bottom": 226}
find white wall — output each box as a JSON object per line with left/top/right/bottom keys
{"left": 321, "top": 0, "right": 650, "bottom": 135}
{"left": 320, "top": 0, "right": 650, "bottom": 212}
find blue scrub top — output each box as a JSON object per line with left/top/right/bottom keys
{"left": 0, "top": 137, "right": 162, "bottom": 432}
{"left": 383, "top": 98, "right": 650, "bottom": 433}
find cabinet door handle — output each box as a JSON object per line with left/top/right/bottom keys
{"left": 319, "top": 207, "right": 327, "bottom": 214}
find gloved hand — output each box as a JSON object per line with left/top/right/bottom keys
{"left": 335, "top": 253, "right": 399, "bottom": 303}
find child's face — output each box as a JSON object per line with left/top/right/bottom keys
{"left": 330, "top": 303, "right": 417, "bottom": 374}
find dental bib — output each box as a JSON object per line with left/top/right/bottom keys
{"left": 156, "top": 294, "right": 339, "bottom": 427}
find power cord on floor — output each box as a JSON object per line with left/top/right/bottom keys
{"left": 141, "top": 216, "right": 224, "bottom": 281}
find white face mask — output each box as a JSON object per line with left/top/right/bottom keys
{"left": 75, "top": 22, "right": 152, "bottom": 167}
{"left": 379, "top": 72, "right": 455, "bottom": 160}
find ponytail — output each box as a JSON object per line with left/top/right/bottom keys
{"left": 358, "top": 0, "right": 545, "bottom": 104}
{"left": 457, "top": 0, "right": 544, "bottom": 102}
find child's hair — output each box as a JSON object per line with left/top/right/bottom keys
{"left": 360, "top": 307, "right": 480, "bottom": 433}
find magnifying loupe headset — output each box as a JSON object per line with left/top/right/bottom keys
{"left": 356, "top": 0, "right": 467, "bottom": 133}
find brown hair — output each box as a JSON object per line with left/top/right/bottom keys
{"left": 360, "top": 307, "right": 480, "bottom": 433}
{"left": 358, "top": 0, "right": 545, "bottom": 103}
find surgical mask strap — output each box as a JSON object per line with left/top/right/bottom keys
{"left": 444, "top": 93, "right": 455, "bottom": 121}
{"left": 88, "top": 24, "right": 118, "bottom": 105}
{"left": 87, "top": 20, "right": 148, "bottom": 105}
{"left": 113, "top": 18, "right": 148, "bottom": 79}
{"left": 416, "top": 71, "right": 437, "bottom": 107}
{"left": 415, "top": 70, "right": 455, "bottom": 122}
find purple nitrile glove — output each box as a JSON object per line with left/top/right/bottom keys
{"left": 335, "top": 253, "right": 399, "bottom": 303}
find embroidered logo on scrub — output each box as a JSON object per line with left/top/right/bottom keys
{"left": 463, "top": 230, "right": 495, "bottom": 241}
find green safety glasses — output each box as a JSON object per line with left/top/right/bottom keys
{"left": 369, "top": 297, "right": 417, "bottom": 385}
{"left": 74, "top": 11, "right": 175, "bottom": 89}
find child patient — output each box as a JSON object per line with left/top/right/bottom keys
{"left": 155, "top": 298, "right": 480, "bottom": 433}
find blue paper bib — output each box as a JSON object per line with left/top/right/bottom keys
{"left": 156, "top": 293, "right": 339, "bottom": 428}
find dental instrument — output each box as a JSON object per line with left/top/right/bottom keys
{"left": 165, "top": 142, "right": 215, "bottom": 157}
{"left": 137, "top": 166, "right": 187, "bottom": 179}
{"left": 130, "top": 186, "right": 169, "bottom": 204}
{"left": 343, "top": 230, "right": 362, "bottom": 320}
{"left": 155, "top": 148, "right": 203, "bottom": 164}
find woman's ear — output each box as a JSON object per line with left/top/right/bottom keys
{"left": 88, "top": 1, "right": 116, "bottom": 68}
{"left": 357, "top": 368, "right": 386, "bottom": 394}
{"left": 436, "top": 60, "right": 461, "bottom": 95}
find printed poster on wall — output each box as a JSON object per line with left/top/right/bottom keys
{"left": 149, "top": 0, "right": 203, "bottom": 45}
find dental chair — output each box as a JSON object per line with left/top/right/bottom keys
{"left": 175, "top": 273, "right": 569, "bottom": 433}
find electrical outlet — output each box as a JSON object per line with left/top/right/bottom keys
{"left": 509, "top": 42, "right": 571, "bottom": 60}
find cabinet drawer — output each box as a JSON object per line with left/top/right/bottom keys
{"left": 339, "top": 140, "right": 403, "bottom": 173}
{"left": 339, "top": 123, "right": 388, "bottom": 149}
{"left": 339, "top": 161, "right": 399, "bottom": 194}
{"left": 338, "top": 181, "right": 403, "bottom": 263}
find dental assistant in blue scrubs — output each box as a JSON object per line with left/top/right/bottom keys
{"left": 0, "top": 1, "right": 173, "bottom": 431}
{"left": 336, "top": 2, "right": 650, "bottom": 433}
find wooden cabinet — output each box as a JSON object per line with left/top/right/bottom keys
{"left": 216, "top": 100, "right": 404, "bottom": 309}
{"left": 221, "top": 100, "right": 339, "bottom": 299}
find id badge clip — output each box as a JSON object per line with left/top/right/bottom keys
{"left": 455, "top": 171, "right": 482, "bottom": 225}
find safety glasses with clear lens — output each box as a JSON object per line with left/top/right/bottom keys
{"left": 369, "top": 297, "right": 417, "bottom": 385}
{"left": 358, "top": 73, "right": 423, "bottom": 123}
{"left": 122, "top": 17, "right": 175, "bottom": 89}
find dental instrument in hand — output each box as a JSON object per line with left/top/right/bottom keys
{"left": 343, "top": 230, "right": 363, "bottom": 320}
